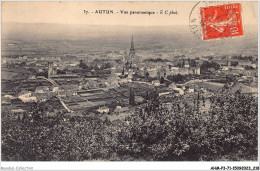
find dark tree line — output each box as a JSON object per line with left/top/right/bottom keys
{"left": 167, "top": 74, "right": 186, "bottom": 83}
{"left": 200, "top": 61, "right": 220, "bottom": 74}
{"left": 79, "top": 60, "right": 112, "bottom": 70}
{"left": 143, "top": 58, "right": 171, "bottom": 63}
{"left": 231, "top": 55, "right": 254, "bottom": 61}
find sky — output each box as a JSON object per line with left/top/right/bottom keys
{"left": 1, "top": 1, "right": 258, "bottom": 26}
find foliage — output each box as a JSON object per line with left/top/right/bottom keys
{"left": 143, "top": 58, "right": 171, "bottom": 63}
{"left": 245, "top": 66, "right": 254, "bottom": 70}
{"left": 129, "top": 87, "right": 135, "bottom": 106}
{"left": 57, "top": 69, "right": 67, "bottom": 74}
{"left": 118, "top": 91, "right": 257, "bottom": 161}
{"left": 36, "top": 70, "right": 48, "bottom": 78}
{"left": 1, "top": 91, "right": 257, "bottom": 161}
{"left": 79, "top": 60, "right": 88, "bottom": 69}
{"left": 79, "top": 59, "right": 111, "bottom": 70}
{"left": 230, "top": 61, "right": 238, "bottom": 67}
{"left": 225, "top": 75, "right": 237, "bottom": 84}
{"left": 231, "top": 55, "right": 254, "bottom": 61}
{"left": 200, "top": 61, "right": 220, "bottom": 74}
{"left": 1, "top": 115, "right": 119, "bottom": 161}
{"left": 188, "top": 59, "right": 197, "bottom": 67}
{"left": 115, "top": 59, "right": 122, "bottom": 64}
{"left": 160, "top": 77, "right": 165, "bottom": 84}
{"left": 167, "top": 74, "right": 186, "bottom": 83}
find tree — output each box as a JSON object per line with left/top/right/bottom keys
{"left": 226, "top": 75, "right": 237, "bottom": 84}
{"left": 57, "top": 69, "right": 66, "bottom": 74}
{"left": 79, "top": 60, "right": 88, "bottom": 69}
{"left": 189, "top": 59, "right": 197, "bottom": 67}
{"left": 20, "top": 61, "right": 26, "bottom": 66}
{"left": 115, "top": 59, "right": 122, "bottom": 64}
{"left": 129, "top": 87, "right": 135, "bottom": 106}
{"left": 104, "top": 63, "right": 111, "bottom": 69}
{"left": 145, "top": 72, "right": 149, "bottom": 78}
{"left": 122, "top": 67, "right": 125, "bottom": 75}
{"left": 2, "top": 88, "right": 257, "bottom": 161}
{"left": 200, "top": 61, "right": 220, "bottom": 74}
{"left": 167, "top": 74, "right": 185, "bottom": 83}
{"left": 119, "top": 91, "right": 257, "bottom": 161}
{"left": 231, "top": 61, "right": 238, "bottom": 67}
{"left": 176, "top": 62, "right": 183, "bottom": 68}
{"left": 160, "top": 76, "right": 165, "bottom": 84}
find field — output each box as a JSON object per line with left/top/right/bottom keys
{"left": 1, "top": 67, "right": 30, "bottom": 81}
{"left": 196, "top": 81, "right": 224, "bottom": 92}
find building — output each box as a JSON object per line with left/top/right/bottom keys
{"left": 184, "top": 60, "right": 190, "bottom": 68}
{"left": 97, "top": 106, "right": 110, "bottom": 114}
{"left": 113, "top": 106, "right": 129, "bottom": 115}
{"left": 35, "top": 86, "right": 50, "bottom": 93}
{"left": 18, "top": 90, "right": 37, "bottom": 103}
{"left": 124, "top": 35, "right": 138, "bottom": 72}
{"left": 152, "top": 80, "right": 161, "bottom": 86}
{"left": 11, "top": 109, "right": 26, "bottom": 120}
{"left": 147, "top": 67, "right": 158, "bottom": 78}
{"left": 169, "top": 66, "right": 200, "bottom": 76}
{"left": 129, "top": 35, "right": 136, "bottom": 62}
{"left": 168, "top": 83, "right": 177, "bottom": 89}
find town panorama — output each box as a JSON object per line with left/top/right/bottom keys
{"left": 1, "top": 22, "right": 258, "bottom": 161}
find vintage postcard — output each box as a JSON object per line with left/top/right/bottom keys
{"left": 1, "top": 1, "right": 259, "bottom": 170}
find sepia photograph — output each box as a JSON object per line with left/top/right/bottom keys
{"left": 0, "top": 1, "right": 259, "bottom": 169}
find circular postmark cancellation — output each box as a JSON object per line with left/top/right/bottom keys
{"left": 189, "top": 1, "right": 243, "bottom": 40}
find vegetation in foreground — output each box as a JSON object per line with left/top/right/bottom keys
{"left": 1, "top": 90, "right": 258, "bottom": 161}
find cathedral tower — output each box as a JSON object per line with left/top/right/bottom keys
{"left": 124, "top": 35, "right": 138, "bottom": 71}
{"left": 129, "top": 35, "right": 135, "bottom": 60}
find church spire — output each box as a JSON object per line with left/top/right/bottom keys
{"left": 129, "top": 35, "right": 135, "bottom": 56}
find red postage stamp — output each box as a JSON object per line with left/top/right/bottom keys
{"left": 200, "top": 3, "right": 243, "bottom": 40}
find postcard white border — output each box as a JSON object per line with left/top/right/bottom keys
{"left": 0, "top": 0, "right": 259, "bottom": 171}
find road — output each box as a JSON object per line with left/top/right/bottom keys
{"left": 37, "top": 76, "right": 71, "bottom": 112}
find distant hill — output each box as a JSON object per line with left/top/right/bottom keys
{"left": 1, "top": 22, "right": 258, "bottom": 58}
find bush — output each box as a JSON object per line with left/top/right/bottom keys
{"left": 118, "top": 91, "right": 258, "bottom": 161}
{"left": 1, "top": 91, "right": 257, "bottom": 161}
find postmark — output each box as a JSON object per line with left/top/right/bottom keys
{"left": 200, "top": 3, "right": 243, "bottom": 40}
